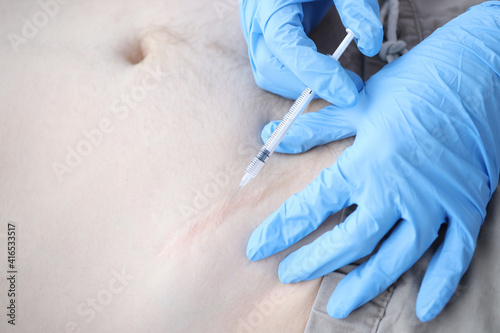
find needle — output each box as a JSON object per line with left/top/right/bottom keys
{"left": 226, "top": 185, "right": 242, "bottom": 207}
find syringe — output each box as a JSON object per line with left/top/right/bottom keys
{"left": 227, "top": 29, "right": 357, "bottom": 205}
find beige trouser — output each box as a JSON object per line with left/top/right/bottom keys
{"left": 304, "top": 1, "right": 499, "bottom": 332}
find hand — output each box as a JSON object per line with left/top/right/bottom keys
{"left": 246, "top": 2, "right": 500, "bottom": 322}
{"left": 238, "top": 0, "right": 382, "bottom": 107}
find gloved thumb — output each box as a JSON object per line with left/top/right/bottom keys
{"left": 261, "top": 104, "right": 357, "bottom": 154}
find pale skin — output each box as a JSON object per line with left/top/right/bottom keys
{"left": 0, "top": 1, "right": 354, "bottom": 332}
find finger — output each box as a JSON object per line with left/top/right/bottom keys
{"left": 247, "top": 160, "right": 352, "bottom": 261}
{"left": 260, "top": 3, "right": 359, "bottom": 106}
{"left": 416, "top": 210, "right": 481, "bottom": 322}
{"left": 250, "top": 35, "right": 315, "bottom": 99}
{"left": 241, "top": 0, "right": 310, "bottom": 98}
{"left": 250, "top": 51, "right": 362, "bottom": 100}
{"left": 327, "top": 217, "right": 440, "bottom": 319}
{"left": 277, "top": 205, "right": 399, "bottom": 284}
{"left": 333, "top": 0, "right": 383, "bottom": 56}
{"left": 260, "top": 105, "right": 357, "bottom": 154}
{"left": 345, "top": 69, "right": 364, "bottom": 92}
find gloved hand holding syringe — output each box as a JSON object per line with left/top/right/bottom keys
{"left": 227, "top": 29, "right": 357, "bottom": 205}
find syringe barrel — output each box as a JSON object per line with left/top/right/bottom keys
{"left": 263, "top": 88, "right": 316, "bottom": 155}
{"left": 244, "top": 155, "right": 266, "bottom": 178}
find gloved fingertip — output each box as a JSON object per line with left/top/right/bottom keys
{"left": 416, "top": 301, "right": 443, "bottom": 323}
{"left": 278, "top": 258, "right": 301, "bottom": 284}
{"left": 355, "top": 27, "right": 384, "bottom": 57}
{"left": 357, "top": 38, "right": 383, "bottom": 57}
{"left": 334, "top": 88, "right": 358, "bottom": 108}
{"left": 416, "top": 285, "right": 453, "bottom": 322}
{"left": 327, "top": 300, "right": 350, "bottom": 319}
{"left": 317, "top": 79, "right": 358, "bottom": 107}
{"left": 337, "top": 1, "right": 383, "bottom": 56}
{"left": 345, "top": 69, "right": 364, "bottom": 92}
{"left": 326, "top": 276, "right": 359, "bottom": 319}
{"left": 246, "top": 246, "right": 260, "bottom": 261}
{"left": 261, "top": 119, "right": 313, "bottom": 154}
{"left": 417, "top": 311, "right": 435, "bottom": 323}
{"left": 246, "top": 231, "right": 265, "bottom": 261}
{"left": 260, "top": 121, "right": 279, "bottom": 143}
{"left": 278, "top": 264, "right": 293, "bottom": 284}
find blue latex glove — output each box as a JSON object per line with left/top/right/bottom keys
{"left": 239, "top": 0, "right": 383, "bottom": 107}
{"left": 247, "top": 2, "right": 500, "bottom": 322}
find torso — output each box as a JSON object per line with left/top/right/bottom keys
{"left": 0, "top": 1, "right": 352, "bottom": 332}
